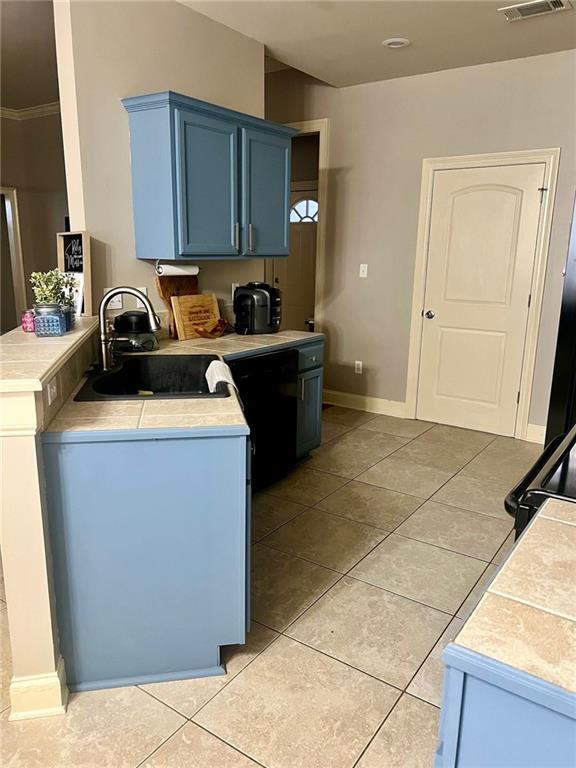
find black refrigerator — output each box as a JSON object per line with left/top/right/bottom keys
{"left": 546, "top": 191, "right": 576, "bottom": 445}
{"left": 505, "top": 191, "right": 576, "bottom": 537}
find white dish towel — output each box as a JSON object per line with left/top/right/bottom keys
{"left": 205, "top": 360, "right": 237, "bottom": 394}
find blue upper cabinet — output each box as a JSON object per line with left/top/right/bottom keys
{"left": 122, "top": 92, "right": 296, "bottom": 261}
{"left": 176, "top": 109, "right": 239, "bottom": 256}
{"left": 241, "top": 129, "right": 290, "bottom": 257}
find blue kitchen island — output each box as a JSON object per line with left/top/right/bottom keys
{"left": 42, "top": 331, "right": 324, "bottom": 692}
{"left": 435, "top": 498, "right": 576, "bottom": 767}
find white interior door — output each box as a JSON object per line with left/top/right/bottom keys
{"left": 417, "top": 163, "right": 545, "bottom": 436}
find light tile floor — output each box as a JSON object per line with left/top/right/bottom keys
{"left": 0, "top": 407, "right": 541, "bottom": 768}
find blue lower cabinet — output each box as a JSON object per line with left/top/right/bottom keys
{"left": 436, "top": 645, "right": 576, "bottom": 767}
{"left": 42, "top": 427, "right": 250, "bottom": 691}
{"left": 297, "top": 367, "right": 323, "bottom": 459}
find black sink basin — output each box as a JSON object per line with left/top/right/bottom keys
{"left": 74, "top": 355, "right": 230, "bottom": 401}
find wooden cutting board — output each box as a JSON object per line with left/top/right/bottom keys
{"left": 155, "top": 275, "right": 199, "bottom": 337}
{"left": 171, "top": 293, "right": 220, "bottom": 340}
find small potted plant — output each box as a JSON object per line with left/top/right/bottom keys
{"left": 61, "top": 272, "right": 79, "bottom": 330}
{"left": 30, "top": 269, "right": 66, "bottom": 336}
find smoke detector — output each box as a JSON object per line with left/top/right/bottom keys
{"left": 498, "top": 0, "right": 573, "bottom": 21}
{"left": 382, "top": 38, "right": 411, "bottom": 48}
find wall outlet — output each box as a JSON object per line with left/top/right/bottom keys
{"left": 354, "top": 360, "right": 363, "bottom": 374}
{"left": 47, "top": 377, "right": 58, "bottom": 406}
{"left": 104, "top": 289, "right": 122, "bottom": 310}
{"left": 231, "top": 283, "right": 239, "bottom": 301}
{"left": 359, "top": 264, "right": 368, "bottom": 278}
{"left": 135, "top": 286, "right": 148, "bottom": 308}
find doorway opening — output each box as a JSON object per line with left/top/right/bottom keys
{"left": 266, "top": 119, "right": 329, "bottom": 333}
{"left": 0, "top": 188, "right": 26, "bottom": 333}
{"left": 0, "top": 0, "right": 69, "bottom": 329}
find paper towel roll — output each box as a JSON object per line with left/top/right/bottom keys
{"left": 154, "top": 263, "right": 200, "bottom": 277}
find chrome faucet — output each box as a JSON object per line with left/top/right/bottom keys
{"left": 99, "top": 286, "right": 161, "bottom": 371}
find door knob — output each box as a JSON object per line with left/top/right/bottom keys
{"left": 424, "top": 310, "right": 435, "bottom": 319}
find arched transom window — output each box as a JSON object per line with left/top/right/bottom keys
{"left": 290, "top": 198, "right": 318, "bottom": 223}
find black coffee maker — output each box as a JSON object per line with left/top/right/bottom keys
{"left": 233, "top": 282, "right": 281, "bottom": 334}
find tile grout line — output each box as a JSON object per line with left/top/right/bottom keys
{"left": 279, "top": 633, "right": 405, "bottom": 693}
{"left": 153, "top": 420, "right": 524, "bottom": 768}
{"left": 137, "top": 684, "right": 193, "bottom": 720}
{"left": 350, "top": 691, "right": 406, "bottom": 768}
{"left": 424, "top": 496, "right": 515, "bottom": 523}
{"left": 255, "top": 539, "right": 351, "bottom": 576}
{"left": 229, "top": 425, "right": 525, "bottom": 767}
{"left": 401, "top": 619, "right": 465, "bottom": 703}
{"left": 303, "top": 424, "right": 499, "bottom": 504}
{"left": 303, "top": 423, "right": 438, "bottom": 481}
{"left": 189, "top": 632, "right": 282, "bottom": 722}
{"left": 134, "top": 720, "right": 188, "bottom": 768}
{"left": 252, "top": 504, "right": 317, "bottom": 544}
{"left": 488, "top": 587, "right": 576, "bottom": 623}
{"left": 250, "top": 426, "right": 510, "bottom": 671}
{"left": 390, "top": 531, "right": 501, "bottom": 566}
{"left": 254, "top": 426, "right": 512, "bottom": 632}
{"left": 191, "top": 721, "right": 270, "bottom": 768}
{"left": 260, "top": 421, "right": 440, "bottom": 517}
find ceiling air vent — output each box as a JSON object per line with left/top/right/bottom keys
{"left": 499, "top": 0, "right": 573, "bottom": 20}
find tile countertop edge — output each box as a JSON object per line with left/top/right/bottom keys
{"left": 152, "top": 331, "right": 325, "bottom": 359}
{"left": 452, "top": 498, "right": 576, "bottom": 693}
{"left": 0, "top": 318, "right": 99, "bottom": 393}
{"left": 42, "top": 423, "right": 251, "bottom": 442}
{"left": 42, "top": 330, "right": 324, "bottom": 433}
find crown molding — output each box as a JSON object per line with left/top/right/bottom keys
{"left": 0, "top": 102, "right": 60, "bottom": 121}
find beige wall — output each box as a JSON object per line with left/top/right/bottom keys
{"left": 0, "top": 114, "right": 68, "bottom": 304}
{"left": 266, "top": 50, "right": 576, "bottom": 427}
{"left": 54, "top": 0, "right": 265, "bottom": 316}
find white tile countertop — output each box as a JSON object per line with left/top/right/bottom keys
{"left": 454, "top": 498, "right": 576, "bottom": 693}
{"left": 0, "top": 317, "right": 99, "bottom": 393}
{"left": 151, "top": 329, "right": 324, "bottom": 357}
{"left": 43, "top": 331, "right": 324, "bottom": 433}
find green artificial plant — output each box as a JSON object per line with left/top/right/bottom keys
{"left": 30, "top": 269, "right": 78, "bottom": 306}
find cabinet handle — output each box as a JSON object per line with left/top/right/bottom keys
{"left": 300, "top": 377, "right": 306, "bottom": 400}
{"left": 234, "top": 222, "right": 240, "bottom": 252}
{"left": 248, "top": 223, "right": 254, "bottom": 253}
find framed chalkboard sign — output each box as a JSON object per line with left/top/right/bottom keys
{"left": 57, "top": 230, "right": 93, "bottom": 316}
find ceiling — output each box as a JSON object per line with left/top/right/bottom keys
{"left": 185, "top": 0, "right": 576, "bottom": 87}
{"left": 1, "top": 0, "right": 59, "bottom": 109}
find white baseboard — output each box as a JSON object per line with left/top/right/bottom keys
{"left": 322, "top": 389, "right": 547, "bottom": 443}
{"left": 8, "top": 656, "right": 68, "bottom": 720}
{"left": 323, "top": 389, "right": 407, "bottom": 418}
{"left": 525, "top": 423, "right": 546, "bottom": 444}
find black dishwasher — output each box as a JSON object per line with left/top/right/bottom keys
{"left": 228, "top": 349, "right": 298, "bottom": 490}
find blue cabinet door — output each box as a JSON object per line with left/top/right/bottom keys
{"left": 175, "top": 109, "right": 239, "bottom": 256}
{"left": 241, "top": 128, "right": 291, "bottom": 257}
{"left": 42, "top": 429, "right": 249, "bottom": 691}
{"left": 297, "top": 367, "right": 323, "bottom": 458}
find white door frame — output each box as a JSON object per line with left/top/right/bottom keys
{"left": 405, "top": 148, "right": 560, "bottom": 441}
{"left": 283, "top": 119, "right": 330, "bottom": 331}
{"left": 1, "top": 186, "right": 27, "bottom": 318}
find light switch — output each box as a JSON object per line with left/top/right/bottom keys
{"left": 135, "top": 287, "right": 148, "bottom": 308}
{"left": 359, "top": 264, "right": 368, "bottom": 278}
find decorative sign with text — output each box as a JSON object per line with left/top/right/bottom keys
{"left": 57, "top": 230, "right": 93, "bottom": 316}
